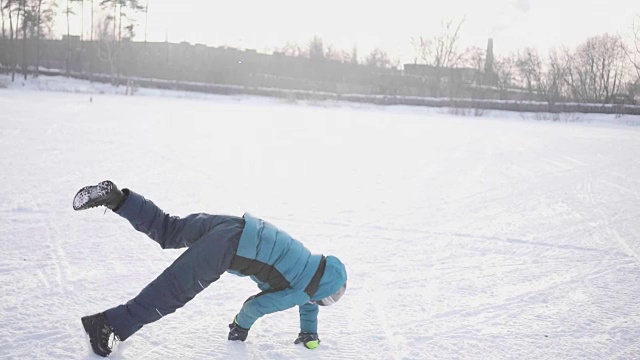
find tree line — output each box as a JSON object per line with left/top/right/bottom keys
{"left": 270, "top": 16, "right": 640, "bottom": 104}
{"left": 407, "top": 17, "right": 640, "bottom": 104}
{"left": 1, "top": 0, "right": 144, "bottom": 80}
{"left": 1, "top": 4, "right": 639, "bottom": 105}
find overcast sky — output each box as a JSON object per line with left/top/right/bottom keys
{"left": 58, "top": 0, "right": 639, "bottom": 63}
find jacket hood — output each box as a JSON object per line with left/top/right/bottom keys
{"left": 313, "top": 255, "right": 347, "bottom": 300}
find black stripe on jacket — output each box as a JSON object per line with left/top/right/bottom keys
{"left": 229, "top": 256, "right": 291, "bottom": 291}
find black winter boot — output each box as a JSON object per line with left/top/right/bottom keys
{"left": 73, "top": 180, "right": 126, "bottom": 211}
{"left": 81, "top": 312, "right": 118, "bottom": 357}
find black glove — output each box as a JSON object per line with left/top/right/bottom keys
{"left": 228, "top": 318, "right": 249, "bottom": 341}
{"left": 294, "top": 332, "right": 320, "bottom": 349}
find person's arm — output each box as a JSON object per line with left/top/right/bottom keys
{"left": 294, "top": 302, "right": 321, "bottom": 349}
{"left": 233, "top": 289, "right": 303, "bottom": 332}
{"left": 298, "top": 302, "right": 319, "bottom": 334}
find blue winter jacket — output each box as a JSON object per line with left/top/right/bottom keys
{"left": 228, "top": 213, "right": 347, "bottom": 333}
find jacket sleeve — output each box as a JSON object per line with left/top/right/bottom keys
{"left": 235, "top": 289, "right": 307, "bottom": 329}
{"left": 298, "top": 302, "right": 319, "bottom": 334}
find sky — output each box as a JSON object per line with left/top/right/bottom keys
{"left": 56, "top": 0, "right": 639, "bottom": 64}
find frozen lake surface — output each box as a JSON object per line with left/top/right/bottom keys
{"left": 1, "top": 77, "right": 640, "bottom": 359}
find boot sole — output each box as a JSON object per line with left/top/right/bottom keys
{"left": 73, "top": 181, "right": 114, "bottom": 211}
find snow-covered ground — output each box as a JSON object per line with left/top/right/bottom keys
{"left": 1, "top": 75, "right": 640, "bottom": 359}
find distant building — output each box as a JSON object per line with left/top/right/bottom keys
{"left": 62, "top": 35, "right": 80, "bottom": 43}
{"left": 403, "top": 64, "right": 479, "bottom": 85}
{"left": 403, "top": 38, "right": 496, "bottom": 86}
{"left": 485, "top": 38, "right": 494, "bottom": 75}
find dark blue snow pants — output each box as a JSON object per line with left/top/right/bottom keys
{"left": 103, "top": 190, "right": 244, "bottom": 341}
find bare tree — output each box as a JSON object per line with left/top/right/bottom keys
{"left": 30, "top": 0, "right": 43, "bottom": 76}
{"left": 543, "top": 50, "right": 562, "bottom": 104}
{"left": 308, "top": 36, "right": 324, "bottom": 59}
{"left": 4, "top": 0, "right": 22, "bottom": 80}
{"left": 493, "top": 54, "right": 516, "bottom": 99}
{"left": 325, "top": 45, "right": 351, "bottom": 63}
{"left": 79, "top": 0, "right": 84, "bottom": 39}
{"left": 14, "top": 0, "right": 22, "bottom": 80}
{"left": 516, "top": 48, "right": 545, "bottom": 100}
{"left": 95, "top": 14, "right": 120, "bottom": 84}
{"left": 97, "top": 0, "right": 142, "bottom": 41}
{"left": 412, "top": 17, "right": 466, "bottom": 96}
{"left": 628, "top": 16, "right": 640, "bottom": 101}
{"left": 2, "top": 0, "right": 55, "bottom": 80}
{"left": 365, "top": 48, "right": 395, "bottom": 69}
{"left": 99, "top": 0, "right": 116, "bottom": 42}
{"left": 17, "top": 0, "right": 50, "bottom": 78}
{"left": 63, "top": 0, "right": 78, "bottom": 75}
{"left": 554, "top": 47, "right": 579, "bottom": 100}
{"left": 21, "top": 0, "right": 27, "bottom": 79}
{"left": 142, "top": 0, "right": 147, "bottom": 42}
{"left": 116, "top": 0, "right": 122, "bottom": 39}
{"left": 562, "top": 34, "right": 627, "bottom": 103}
{"left": 89, "top": 0, "right": 92, "bottom": 40}
{"left": 277, "top": 42, "right": 306, "bottom": 57}
{"left": 413, "top": 17, "right": 465, "bottom": 68}
{"left": 461, "top": 46, "right": 486, "bottom": 86}
{"left": 122, "top": 20, "right": 133, "bottom": 38}
{"left": 117, "top": 0, "right": 143, "bottom": 41}
{"left": 32, "top": 0, "right": 56, "bottom": 76}
{"left": 624, "top": 15, "right": 640, "bottom": 81}
{"left": 1, "top": 0, "right": 5, "bottom": 39}
{"left": 91, "top": 0, "right": 141, "bottom": 82}
{"left": 462, "top": 46, "right": 484, "bottom": 70}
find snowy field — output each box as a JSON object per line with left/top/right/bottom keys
{"left": 1, "top": 75, "right": 640, "bottom": 359}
